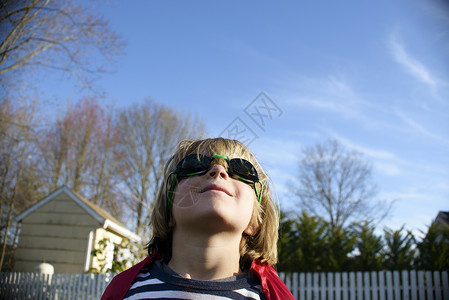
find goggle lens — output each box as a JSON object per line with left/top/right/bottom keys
{"left": 178, "top": 155, "right": 211, "bottom": 177}
{"left": 228, "top": 158, "right": 259, "bottom": 183}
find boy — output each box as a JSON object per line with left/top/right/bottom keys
{"left": 102, "top": 138, "right": 294, "bottom": 299}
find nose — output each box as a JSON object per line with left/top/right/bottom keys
{"left": 207, "top": 163, "right": 229, "bottom": 180}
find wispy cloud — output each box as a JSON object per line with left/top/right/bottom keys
{"left": 330, "top": 131, "right": 449, "bottom": 177}
{"left": 374, "top": 162, "right": 401, "bottom": 176}
{"left": 276, "top": 73, "right": 412, "bottom": 138}
{"left": 281, "top": 75, "right": 368, "bottom": 118}
{"left": 333, "top": 136, "right": 403, "bottom": 176}
{"left": 327, "top": 76, "right": 356, "bottom": 98}
{"left": 388, "top": 34, "right": 438, "bottom": 87}
{"left": 396, "top": 111, "right": 449, "bottom": 145}
{"left": 327, "top": 132, "right": 397, "bottom": 160}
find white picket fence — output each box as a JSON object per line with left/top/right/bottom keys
{"left": 0, "top": 272, "right": 114, "bottom": 300}
{"left": 279, "top": 270, "right": 448, "bottom": 300}
{"left": 1, "top": 270, "right": 448, "bottom": 299}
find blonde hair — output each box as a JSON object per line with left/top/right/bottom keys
{"left": 148, "top": 137, "right": 279, "bottom": 267}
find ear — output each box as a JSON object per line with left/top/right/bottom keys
{"left": 244, "top": 225, "right": 254, "bottom": 236}
{"left": 244, "top": 221, "right": 260, "bottom": 236}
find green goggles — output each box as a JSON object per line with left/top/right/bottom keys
{"left": 166, "top": 154, "right": 263, "bottom": 212}
{"left": 172, "top": 154, "right": 259, "bottom": 183}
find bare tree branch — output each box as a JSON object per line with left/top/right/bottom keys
{"left": 0, "top": 0, "right": 125, "bottom": 93}
{"left": 293, "top": 139, "right": 393, "bottom": 228}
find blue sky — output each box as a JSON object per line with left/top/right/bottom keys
{"left": 41, "top": 0, "right": 449, "bottom": 235}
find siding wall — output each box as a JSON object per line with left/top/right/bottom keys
{"left": 15, "top": 193, "right": 102, "bottom": 273}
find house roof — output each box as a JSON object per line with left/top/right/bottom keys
{"left": 15, "top": 186, "right": 141, "bottom": 242}
{"left": 70, "top": 189, "right": 123, "bottom": 228}
{"left": 435, "top": 211, "right": 449, "bottom": 227}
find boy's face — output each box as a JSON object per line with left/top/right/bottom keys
{"left": 171, "top": 159, "right": 256, "bottom": 235}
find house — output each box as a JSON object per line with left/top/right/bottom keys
{"left": 433, "top": 211, "right": 449, "bottom": 228}
{"left": 14, "top": 186, "right": 141, "bottom": 273}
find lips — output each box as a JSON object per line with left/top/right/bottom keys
{"left": 200, "top": 184, "right": 232, "bottom": 196}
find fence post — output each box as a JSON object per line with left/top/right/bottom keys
{"left": 0, "top": 273, "right": 5, "bottom": 296}
{"left": 433, "top": 271, "right": 441, "bottom": 300}
{"left": 306, "top": 272, "right": 312, "bottom": 300}
{"left": 378, "top": 271, "right": 385, "bottom": 300}
{"left": 385, "top": 271, "right": 393, "bottom": 300}
{"left": 409, "top": 270, "right": 417, "bottom": 300}
{"left": 292, "top": 272, "right": 298, "bottom": 299}
{"left": 284, "top": 273, "right": 292, "bottom": 294}
{"left": 363, "top": 272, "right": 370, "bottom": 300}
{"left": 393, "top": 271, "right": 400, "bottom": 300}
{"left": 426, "top": 271, "right": 434, "bottom": 300}
{"left": 62, "top": 273, "right": 69, "bottom": 299}
{"left": 335, "top": 272, "right": 341, "bottom": 300}
{"left": 349, "top": 272, "right": 356, "bottom": 300}
{"left": 299, "top": 272, "right": 305, "bottom": 300}
{"left": 417, "top": 271, "right": 425, "bottom": 300}
{"left": 341, "top": 272, "right": 348, "bottom": 300}
{"left": 356, "top": 272, "right": 363, "bottom": 300}
{"left": 96, "top": 273, "right": 102, "bottom": 298}
{"left": 320, "top": 273, "right": 326, "bottom": 300}
{"left": 19, "top": 273, "right": 26, "bottom": 299}
{"left": 313, "top": 273, "right": 319, "bottom": 300}
{"left": 442, "top": 271, "right": 448, "bottom": 300}
{"left": 5, "top": 272, "right": 12, "bottom": 299}
{"left": 371, "top": 271, "right": 378, "bottom": 300}
{"left": 402, "top": 270, "right": 409, "bottom": 300}
{"left": 8, "top": 272, "right": 14, "bottom": 299}
{"left": 327, "top": 272, "right": 333, "bottom": 300}
{"left": 75, "top": 273, "right": 82, "bottom": 300}
{"left": 48, "top": 273, "right": 57, "bottom": 300}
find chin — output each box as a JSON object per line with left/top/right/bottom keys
{"left": 176, "top": 206, "right": 250, "bottom": 233}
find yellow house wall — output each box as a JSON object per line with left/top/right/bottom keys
{"left": 15, "top": 192, "right": 104, "bottom": 273}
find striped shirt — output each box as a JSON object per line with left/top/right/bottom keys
{"left": 123, "top": 261, "right": 265, "bottom": 300}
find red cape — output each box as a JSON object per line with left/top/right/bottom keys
{"left": 101, "top": 256, "right": 294, "bottom": 300}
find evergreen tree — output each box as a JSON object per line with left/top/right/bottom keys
{"left": 277, "top": 211, "right": 297, "bottom": 272}
{"left": 277, "top": 211, "right": 327, "bottom": 272}
{"left": 323, "top": 224, "right": 356, "bottom": 272}
{"left": 350, "top": 222, "right": 384, "bottom": 271}
{"left": 294, "top": 212, "right": 328, "bottom": 272}
{"left": 383, "top": 226, "right": 415, "bottom": 270}
{"left": 415, "top": 223, "right": 449, "bottom": 270}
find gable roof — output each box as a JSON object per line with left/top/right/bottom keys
{"left": 435, "top": 211, "right": 449, "bottom": 227}
{"left": 16, "top": 186, "right": 141, "bottom": 242}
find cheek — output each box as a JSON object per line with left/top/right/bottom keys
{"left": 172, "top": 178, "right": 201, "bottom": 208}
{"left": 237, "top": 185, "right": 259, "bottom": 235}
{"left": 236, "top": 182, "right": 256, "bottom": 201}
{"left": 236, "top": 183, "right": 257, "bottom": 214}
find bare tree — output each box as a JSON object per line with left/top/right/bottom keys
{"left": 0, "top": 99, "right": 42, "bottom": 270}
{"left": 293, "top": 139, "right": 391, "bottom": 229}
{"left": 39, "top": 98, "right": 99, "bottom": 191}
{"left": 115, "top": 100, "right": 205, "bottom": 235}
{"left": 90, "top": 108, "right": 122, "bottom": 207}
{"left": 37, "top": 98, "right": 124, "bottom": 217}
{"left": 0, "top": 0, "right": 124, "bottom": 94}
